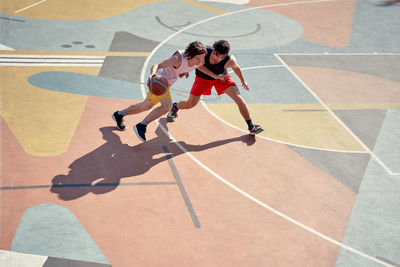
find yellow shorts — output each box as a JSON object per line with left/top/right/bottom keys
{"left": 146, "top": 85, "right": 172, "bottom": 105}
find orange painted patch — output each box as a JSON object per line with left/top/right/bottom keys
{"left": 2, "top": 96, "right": 356, "bottom": 266}
{"left": 248, "top": 0, "right": 357, "bottom": 47}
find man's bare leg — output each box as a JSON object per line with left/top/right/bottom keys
{"left": 225, "top": 86, "right": 263, "bottom": 135}
{"left": 134, "top": 98, "right": 172, "bottom": 141}
{"left": 167, "top": 94, "right": 201, "bottom": 122}
{"left": 112, "top": 99, "right": 153, "bottom": 130}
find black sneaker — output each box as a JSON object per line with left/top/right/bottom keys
{"left": 112, "top": 111, "right": 126, "bottom": 130}
{"left": 167, "top": 102, "right": 178, "bottom": 122}
{"left": 134, "top": 123, "right": 147, "bottom": 141}
{"left": 249, "top": 124, "right": 264, "bottom": 135}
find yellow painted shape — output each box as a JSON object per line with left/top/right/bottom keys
{"left": 0, "top": 51, "right": 150, "bottom": 57}
{"left": 206, "top": 103, "right": 366, "bottom": 152}
{"left": 181, "top": 0, "right": 227, "bottom": 14}
{"left": 1, "top": 0, "right": 165, "bottom": 20}
{"left": 1, "top": 66, "right": 100, "bottom": 157}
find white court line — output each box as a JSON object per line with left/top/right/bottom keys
{"left": 201, "top": 100, "right": 368, "bottom": 154}
{"left": 15, "top": 0, "right": 47, "bottom": 13}
{"left": 156, "top": 122, "right": 393, "bottom": 267}
{"left": 274, "top": 54, "right": 400, "bottom": 176}
{"left": 207, "top": 64, "right": 368, "bottom": 153}
{"left": 140, "top": 0, "right": 396, "bottom": 265}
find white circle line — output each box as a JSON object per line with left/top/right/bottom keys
{"left": 142, "top": 0, "right": 392, "bottom": 265}
{"left": 200, "top": 100, "right": 368, "bottom": 154}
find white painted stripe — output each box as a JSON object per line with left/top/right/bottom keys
{"left": 0, "top": 59, "right": 104, "bottom": 63}
{"left": 141, "top": 1, "right": 397, "bottom": 265}
{"left": 0, "top": 63, "right": 102, "bottom": 67}
{"left": 0, "top": 55, "right": 105, "bottom": 59}
{"left": 0, "top": 44, "right": 14, "bottom": 50}
{"left": 156, "top": 121, "right": 393, "bottom": 267}
{"left": 274, "top": 54, "right": 400, "bottom": 176}
{"left": 0, "top": 250, "right": 48, "bottom": 266}
{"left": 15, "top": 0, "right": 47, "bottom": 13}
{"left": 201, "top": 101, "right": 368, "bottom": 153}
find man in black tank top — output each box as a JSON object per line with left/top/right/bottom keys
{"left": 167, "top": 40, "right": 263, "bottom": 135}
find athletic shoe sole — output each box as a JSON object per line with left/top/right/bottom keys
{"left": 112, "top": 113, "right": 126, "bottom": 131}
{"left": 133, "top": 125, "right": 146, "bottom": 142}
{"left": 249, "top": 128, "right": 264, "bottom": 136}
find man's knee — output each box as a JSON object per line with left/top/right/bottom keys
{"left": 160, "top": 101, "right": 172, "bottom": 113}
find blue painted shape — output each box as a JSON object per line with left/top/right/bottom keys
{"left": 28, "top": 71, "right": 143, "bottom": 99}
{"left": 169, "top": 66, "right": 318, "bottom": 104}
{"left": 373, "top": 109, "right": 400, "bottom": 173}
{"left": 11, "top": 204, "right": 110, "bottom": 264}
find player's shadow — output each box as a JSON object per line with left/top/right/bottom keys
{"left": 50, "top": 118, "right": 255, "bottom": 201}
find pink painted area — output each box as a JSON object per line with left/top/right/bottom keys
{"left": 290, "top": 66, "right": 400, "bottom": 104}
{"left": 1, "top": 96, "right": 356, "bottom": 266}
{"left": 248, "top": 0, "right": 357, "bottom": 47}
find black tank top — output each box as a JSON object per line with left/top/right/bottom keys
{"left": 196, "top": 47, "right": 230, "bottom": 80}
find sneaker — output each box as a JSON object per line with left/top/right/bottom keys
{"left": 134, "top": 123, "right": 147, "bottom": 141}
{"left": 112, "top": 111, "right": 126, "bottom": 130}
{"left": 249, "top": 124, "right": 264, "bottom": 135}
{"left": 167, "top": 102, "right": 179, "bottom": 122}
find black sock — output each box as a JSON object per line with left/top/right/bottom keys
{"left": 246, "top": 119, "right": 254, "bottom": 130}
{"left": 173, "top": 102, "right": 178, "bottom": 110}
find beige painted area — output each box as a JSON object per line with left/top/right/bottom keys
{"left": 1, "top": 0, "right": 165, "bottom": 20}
{"left": 205, "top": 103, "right": 366, "bottom": 151}
{"left": 1, "top": 66, "right": 100, "bottom": 156}
{"left": 248, "top": 0, "right": 356, "bottom": 47}
{"left": 291, "top": 66, "right": 400, "bottom": 104}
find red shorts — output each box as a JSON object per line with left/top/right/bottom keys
{"left": 190, "top": 74, "right": 236, "bottom": 96}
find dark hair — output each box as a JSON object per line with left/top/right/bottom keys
{"left": 184, "top": 41, "right": 207, "bottom": 59}
{"left": 213, "top": 40, "right": 230, "bottom": 55}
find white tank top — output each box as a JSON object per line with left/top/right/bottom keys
{"left": 156, "top": 50, "right": 200, "bottom": 85}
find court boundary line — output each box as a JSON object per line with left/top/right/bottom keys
{"left": 275, "top": 54, "right": 400, "bottom": 176}
{"left": 201, "top": 100, "right": 368, "bottom": 154}
{"left": 15, "top": 0, "right": 47, "bottom": 14}
{"left": 140, "top": 0, "right": 395, "bottom": 265}
{"left": 156, "top": 121, "right": 392, "bottom": 267}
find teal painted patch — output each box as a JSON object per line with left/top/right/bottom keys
{"left": 28, "top": 71, "right": 143, "bottom": 99}
{"left": 373, "top": 109, "right": 400, "bottom": 173}
{"left": 11, "top": 204, "right": 110, "bottom": 264}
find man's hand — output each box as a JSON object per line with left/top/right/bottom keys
{"left": 216, "top": 74, "right": 229, "bottom": 82}
{"left": 179, "top": 72, "right": 189, "bottom": 79}
{"left": 242, "top": 81, "right": 249, "bottom": 91}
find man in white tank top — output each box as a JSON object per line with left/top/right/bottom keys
{"left": 112, "top": 41, "right": 206, "bottom": 141}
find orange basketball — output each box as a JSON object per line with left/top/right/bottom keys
{"left": 149, "top": 75, "right": 169, "bottom": 95}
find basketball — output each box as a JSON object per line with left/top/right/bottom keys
{"left": 148, "top": 75, "right": 169, "bottom": 95}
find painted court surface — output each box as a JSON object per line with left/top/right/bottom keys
{"left": 1, "top": 0, "right": 399, "bottom": 266}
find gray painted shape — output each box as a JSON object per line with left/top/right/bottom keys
{"left": 99, "top": 31, "right": 159, "bottom": 83}
{"left": 43, "top": 257, "right": 112, "bottom": 267}
{"left": 99, "top": 56, "right": 146, "bottom": 83}
{"left": 107, "top": 31, "right": 159, "bottom": 52}
{"left": 11, "top": 204, "right": 109, "bottom": 264}
{"left": 335, "top": 158, "right": 400, "bottom": 267}
{"left": 288, "top": 146, "right": 370, "bottom": 193}
{"left": 333, "top": 109, "right": 388, "bottom": 151}
{"left": 279, "top": 55, "right": 400, "bottom": 83}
